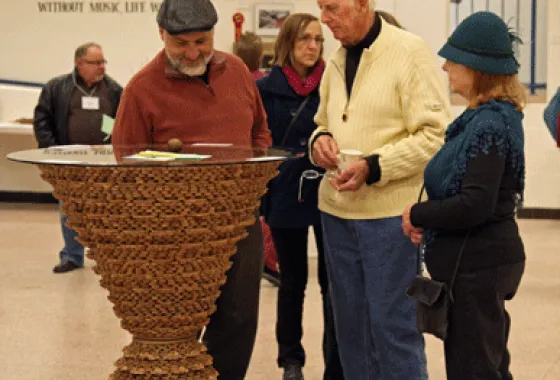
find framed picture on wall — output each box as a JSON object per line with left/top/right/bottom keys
{"left": 254, "top": 3, "right": 293, "bottom": 36}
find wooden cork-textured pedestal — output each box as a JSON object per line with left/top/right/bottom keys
{"left": 38, "top": 161, "right": 279, "bottom": 379}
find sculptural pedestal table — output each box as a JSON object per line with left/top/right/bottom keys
{"left": 9, "top": 146, "right": 283, "bottom": 379}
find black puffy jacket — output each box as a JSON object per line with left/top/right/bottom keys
{"left": 33, "top": 71, "right": 122, "bottom": 148}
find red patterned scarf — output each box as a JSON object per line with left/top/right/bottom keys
{"left": 282, "top": 59, "right": 325, "bottom": 96}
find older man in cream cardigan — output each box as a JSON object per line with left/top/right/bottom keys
{"left": 309, "top": 0, "right": 451, "bottom": 378}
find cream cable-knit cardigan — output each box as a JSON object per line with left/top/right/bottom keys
{"left": 310, "top": 17, "right": 452, "bottom": 220}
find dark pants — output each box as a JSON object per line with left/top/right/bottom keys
{"left": 203, "top": 219, "right": 264, "bottom": 380}
{"left": 270, "top": 224, "right": 344, "bottom": 380}
{"left": 443, "top": 261, "right": 525, "bottom": 380}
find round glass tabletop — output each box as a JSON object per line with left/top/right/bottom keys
{"left": 7, "top": 144, "right": 294, "bottom": 167}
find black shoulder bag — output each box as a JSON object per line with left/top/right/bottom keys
{"left": 405, "top": 186, "right": 470, "bottom": 341}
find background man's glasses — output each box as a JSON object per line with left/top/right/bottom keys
{"left": 83, "top": 59, "right": 107, "bottom": 66}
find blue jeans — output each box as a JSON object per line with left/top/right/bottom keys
{"left": 321, "top": 213, "right": 428, "bottom": 380}
{"left": 59, "top": 203, "right": 84, "bottom": 267}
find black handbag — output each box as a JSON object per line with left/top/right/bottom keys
{"left": 405, "top": 186, "right": 470, "bottom": 341}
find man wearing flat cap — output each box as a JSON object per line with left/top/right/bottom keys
{"left": 112, "top": 0, "right": 272, "bottom": 378}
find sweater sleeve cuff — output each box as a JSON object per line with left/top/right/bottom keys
{"left": 364, "top": 154, "right": 381, "bottom": 185}
{"left": 310, "top": 131, "right": 333, "bottom": 151}
{"left": 410, "top": 202, "right": 433, "bottom": 228}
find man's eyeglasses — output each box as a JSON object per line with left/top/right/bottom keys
{"left": 296, "top": 35, "right": 325, "bottom": 46}
{"left": 83, "top": 59, "right": 107, "bottom": 66}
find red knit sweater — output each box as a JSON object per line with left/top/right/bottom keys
{"left": 112, "top": 50, "right": 271, "bottom": 149}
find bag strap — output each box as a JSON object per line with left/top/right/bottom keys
{"left": 449, "top": 230, "right": 470, "bottom": 293}
{"left": 415, "top": 185, "right": 471, "bottom": 299}
{"left": 279, "top": 96, "right": 311, "bottom": 147}
{"left": 415, "top": 185, "right": 426, "bottom": 276}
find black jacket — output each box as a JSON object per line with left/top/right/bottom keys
{"left": 411, "top": 151, "right": 525, "bottom": 281}
{"left": 33, "top": 71, "right": 123, "bottom": 148}
{"left": 256, "top": 66, "right": 323, "bottom": 228}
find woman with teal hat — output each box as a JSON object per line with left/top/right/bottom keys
{"left": 401, "top": 11, "right": 526, "bottom": 380}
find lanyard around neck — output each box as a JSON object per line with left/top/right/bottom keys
{"left": 72, "top": 72, "right": 98, "bottom": 96}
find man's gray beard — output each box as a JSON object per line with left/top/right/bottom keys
{"left": 167, "top": 51, "right": 214, "bottom": 77}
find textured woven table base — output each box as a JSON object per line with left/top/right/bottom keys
{"left": 111, "top": 340, "right": 217, "bottom": 379}
{"left": 38, "top": 162, "right": 279, "bottom": 379}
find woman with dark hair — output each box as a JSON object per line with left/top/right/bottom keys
{"left": 257, "top": 13, "right": 343, "bottom": 380}
{"left": 402, "top": 12, "right": 527, "bottom": 380}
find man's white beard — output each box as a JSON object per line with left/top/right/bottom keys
{"left": 180, "top": 62, "right": 207, "bottom": 77}
{"left": 167, "top": 51, "right": 214, "bottom": 77}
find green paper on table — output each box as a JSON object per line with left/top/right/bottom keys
{"left": 131, "top": 150, "right": 212, "bottom": 161}
{"left": 101, "top": 114, "right": 115, "bottom": 141}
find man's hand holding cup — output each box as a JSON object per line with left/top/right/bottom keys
{"left": 312, "top": 134, "right": 340, "bottom": 170}
{"left": 330, "top": 149, "right": 369, "bottom": 192}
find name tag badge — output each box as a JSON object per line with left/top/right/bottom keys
{"left": 82, "top": 96, "right": 100, "bottom": 110}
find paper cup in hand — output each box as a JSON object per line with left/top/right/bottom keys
{"left": 338, "top": 149, "right": 363, "bottom": 170}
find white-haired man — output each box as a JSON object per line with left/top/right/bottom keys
{"left": 310, "top": 0, "right": 451, "bottom": 378}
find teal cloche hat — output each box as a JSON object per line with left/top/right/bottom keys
{"left": 438, "top": 11, "right": 519, "bottom": 75}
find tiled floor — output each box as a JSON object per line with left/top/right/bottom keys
{"left": 0, "top": 203, "right": 559, "bottom": 379}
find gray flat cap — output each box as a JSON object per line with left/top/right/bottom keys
{"left": 157, "top": 0, "right": 218, "bottom": 35}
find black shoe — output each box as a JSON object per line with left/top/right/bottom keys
{"left": 262, "top": 266, "right": 280, "bottom": 287}
{"left": 53, "top": 261, "right": 82, "bottom": 273}
{"left": 283, "top": 363, "right": 304, "bottom": 380}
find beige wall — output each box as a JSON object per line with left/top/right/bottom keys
{"left": 0, "top": 0, "right": 448, "bottom": 86}
{"left": 0, "top": 1, "right": 237, "bottom": 86}
{"left": 1, "top": 0, "right": 558, "bottom": 209}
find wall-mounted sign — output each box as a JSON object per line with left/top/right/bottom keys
{"left": 36, "top": 1, "right": 163, "bottom": 13}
